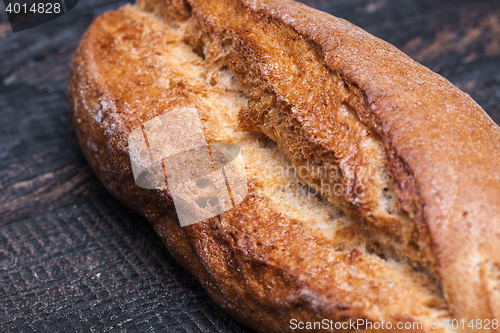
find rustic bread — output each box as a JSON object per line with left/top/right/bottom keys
{"left": 69, "top": 0, "right": 500, "bottom": 331}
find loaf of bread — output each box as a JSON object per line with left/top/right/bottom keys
{"left": 69, "top": 0, "right": 500, "bottom": 331}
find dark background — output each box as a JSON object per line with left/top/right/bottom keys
{"left": 1, "top": 0, "right": 499, "bottom": 332}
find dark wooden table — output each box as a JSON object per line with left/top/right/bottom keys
{"left": 1, "top": 0, "right": 499, "bottom": 331}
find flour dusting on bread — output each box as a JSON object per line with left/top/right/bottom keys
{"left": 70, "top": 0, "right": 500, "bottom": 331}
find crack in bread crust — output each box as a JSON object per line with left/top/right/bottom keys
{"left": 70, "top": 0, "right": 500, "bottom": 331}
{"left": 180, "top": 0, "right": 438, "bottom": 292}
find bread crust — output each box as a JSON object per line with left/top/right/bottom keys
{"left": 69, "top": 1, "right": 500, "bottom": 331}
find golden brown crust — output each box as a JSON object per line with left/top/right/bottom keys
{"left": 243, "top": 0, "right": 500, "bottom": 321}
{"left": 69, "top": 1, "right": 500, "bottom": 331}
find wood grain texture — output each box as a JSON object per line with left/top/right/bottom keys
{"left": 0, "top": 0, "right": 499, "bottom": 331}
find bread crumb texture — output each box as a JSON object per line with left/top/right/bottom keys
{"left": 69, "top": 0, "right": 500, "bottom": 331}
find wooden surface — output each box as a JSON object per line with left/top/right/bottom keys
{"left": 1, "top": 0, "right": 499, "bottom": 331}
